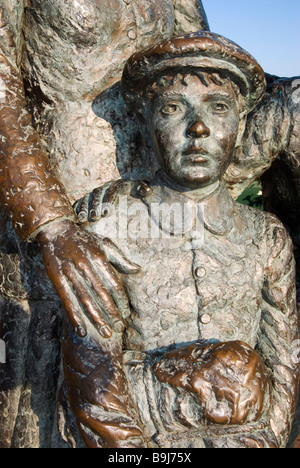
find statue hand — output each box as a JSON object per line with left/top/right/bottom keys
{"left": 154, "top": 341, "right": 271, "bottom": 425}
{"left": 75, "top": 180, "right": 134, "bottom": 223}
{"left": 37, "top": 219, "right": 140, "bottom": 338}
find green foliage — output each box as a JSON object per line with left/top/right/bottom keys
{"left": 237, "top": 180, "right": 263, "bottom": 210}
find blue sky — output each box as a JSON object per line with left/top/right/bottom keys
{"left": 202, "top": 0, "right": 300, "bottom": 77}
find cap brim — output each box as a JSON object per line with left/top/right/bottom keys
{"left": 121, "top": 31, "right": 266, "bottom": 113}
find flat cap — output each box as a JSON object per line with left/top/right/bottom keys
{"left": 121, "top": 31, "right": 266, "bottom": 113}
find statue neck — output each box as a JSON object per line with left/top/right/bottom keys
{"left": 158, "top": 169, "right": 220, "bottom": 202}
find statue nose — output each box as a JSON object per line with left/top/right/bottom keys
{"left": 187, "top": 120, "right": 210, "bottom": 139}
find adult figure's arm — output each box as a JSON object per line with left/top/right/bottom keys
{"left": 0, "top": 5, "right": 75, "bottom": 240}
{"left": 0, "top": 0, "right": 212, "bottom": 338}
{"left": 258, "top": 216, "right": 299, "bottom": 447}
{"left": 172, "top": 0, "right": 210, "bottom": 33}
{"left": 0, "top": 4, "right": 136, "bottom": 338}
{"left": 225, "top": 75, "right": 300, "bottom": 200}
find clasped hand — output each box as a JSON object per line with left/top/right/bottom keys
{"left": 154, "top": 340, "right": 271, "bottom": 425}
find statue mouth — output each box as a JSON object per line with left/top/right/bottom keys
{"left": 182, "top": 147, "right": 208, "bottom": 164}
{"left": 188, "top": 156, "right": 208, "bottom": 164}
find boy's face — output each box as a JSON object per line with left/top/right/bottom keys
{"left": 147, "top": 73, "right": 240, "bottom": 190}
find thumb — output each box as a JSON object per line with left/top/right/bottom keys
{"left": 100, "top": 238, "right": 141, "bottom": 274}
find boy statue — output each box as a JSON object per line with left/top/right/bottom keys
{"left": 64, "top": 32, "right": 299, "bottom": 449}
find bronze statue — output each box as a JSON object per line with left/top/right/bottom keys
{"left": 0, "top": 1, "right": 298, "bottom": 448}
{"left": 0, "top": 0, "right": 209, "bottom": 447}
{"left": 71, "top": 32, "right": 298, "bottom": 448}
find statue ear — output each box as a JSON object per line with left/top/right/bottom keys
{"left": 235, "top": 112, "right": 247, "bottom": 148}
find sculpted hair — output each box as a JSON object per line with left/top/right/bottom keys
{"left": 132, "top": 70, "right": 245, "bottom": 118}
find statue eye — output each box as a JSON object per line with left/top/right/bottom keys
{"left": 211, "top": 102, "right": 229, "bottom": 113}
{"left": 161, "top": 104, "right": 179, "bottom": 115}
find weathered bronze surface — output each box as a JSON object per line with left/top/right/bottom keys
{"left": 0, "top": 1, "right": 209, "bottom": 447}
{"left": 153, "top": 341, "right": 271, "bottom": 426}
{"left": 0, "top": 1, "right": 298, "bottom": 448}
{"left": 74, "top": 32, "right": 298, "bottom": 448}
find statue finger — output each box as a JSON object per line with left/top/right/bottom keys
{"left": 92, "top": 255, "right": 132, "bottom": 320}
{"left": 89, "top": 180, "right": 132, "bottom": 222}
{"left": 41, "top": 251, "right": 87, "bottom": 336}
{"left": 239, "top": 437, "right": 266, "bottom": 449}
{"left": 62, "top": 263, "right": 113, "bottom": 338}
{"left": 223, "top": 388, "right": 243, "bottom": 424}
{"left": 101, "top": 237, "right": 141, "bottom": 274}
{"left": 102, "top": 180, "right": 132, "bottom": 206}
{"left": 76, "top": 259, "right": 126, "bottom": 333}
{"left": 89, "top": 186, "right": 110, "bottom": 222}
{"left": 54, "top": 278, "right": 87, "bottom": 337}
{"left": 75, "top": 194, "right": 90, "bottom": 224}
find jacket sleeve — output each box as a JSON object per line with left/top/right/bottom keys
{"left": 225, "top": 75, "right": 300, "bottom": 199}
{"left": 0, "top": 5, "right": 75, "bottom": 241}
{"left": 258, "top": 215, "right": 299, "bottom": 447}
{"left": 172, "top": 0, "right": 210, "bottom": 34}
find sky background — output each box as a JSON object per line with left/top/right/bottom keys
{"left": 202, "top": 0, "right": 300, "bottom": 77}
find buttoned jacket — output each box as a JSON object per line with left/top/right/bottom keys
{"left": 88, "top": 172, "right": 298, "bottom": 447}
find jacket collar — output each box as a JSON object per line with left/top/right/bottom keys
{"left": 142, "top": 170, "right": 235, "bottom": 236}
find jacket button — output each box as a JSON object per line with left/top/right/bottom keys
{"left": 195, "top": 267, "right": 206, "bottom": 279}
{"left": 200, "top": 313, "right": 211, "bottom": 324}
{"left": 127, "top": 28, "right": 137, "bottom": 40}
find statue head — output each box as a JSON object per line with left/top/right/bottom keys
{"left": 121, "top": 32, "right": 266, "bottom": 190}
